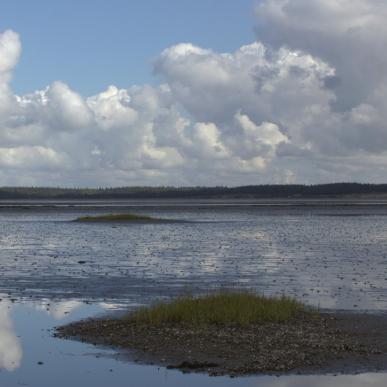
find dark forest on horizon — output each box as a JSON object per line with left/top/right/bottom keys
{"left": 0, "top": 183, "right": 387, "bottom": 200}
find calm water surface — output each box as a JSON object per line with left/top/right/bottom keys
{"left": 1, "top": 200, "right": 387, "bottom": 386}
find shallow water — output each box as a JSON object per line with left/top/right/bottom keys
{"left": 0, "top": 299, "right": 387, "bottom": 387}
{"left": 1, "top": 202, "right": 387, "bottom": 309}
{"left": 2, "top": 200, "right": 387, "bottom": 386}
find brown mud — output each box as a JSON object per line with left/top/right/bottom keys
{"left": 55, "top": 312, "right": 387, "bottom": 377}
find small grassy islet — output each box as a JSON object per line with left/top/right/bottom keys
{"left": 74, "top": 213, "right": 160, "bottom": 222}
{"left": 56, "top": 293, "right": 383, "bottom": 376}
{"left": 127, "top": 292, "right": 308, "bottom": 325}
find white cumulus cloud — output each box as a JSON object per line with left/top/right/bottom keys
{"left": 0, "top": 1, "right": 387, "bottom": 185}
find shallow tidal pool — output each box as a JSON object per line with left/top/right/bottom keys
{"left": 1, "top": 299, "right": 387, "bottom": 387}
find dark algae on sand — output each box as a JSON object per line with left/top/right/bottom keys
{"left": 56, "top": 293, "right": 387, "bottom": 376}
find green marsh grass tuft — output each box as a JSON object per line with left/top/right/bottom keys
{"left": 129, "top": 292, "right": 309, "bottom": 326}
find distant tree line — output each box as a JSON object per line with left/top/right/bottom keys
{"left": 0, "top": 183, "right": 386, "bottom": 199}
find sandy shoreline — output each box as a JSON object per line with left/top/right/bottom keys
{"left": 55, "top": 311, "right": 387, "bottom": 377}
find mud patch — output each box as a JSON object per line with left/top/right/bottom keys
{"left": 55, "top": 312, "right": 387, "bottom": 377}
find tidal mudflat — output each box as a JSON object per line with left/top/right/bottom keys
{"left": 2, "top": 199, "right": 387, "bottom": 386}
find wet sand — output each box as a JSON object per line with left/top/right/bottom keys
{"left": 2, "top": 203, "right": 387, "bottom": 311}
{"left": 55, "top": 312, "right": 387, "bottom": 377}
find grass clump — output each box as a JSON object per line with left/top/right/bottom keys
{"left": 75, "top": 213, "right": 159, "bottom": 222}
{"left": 129, "top": 292, "right": 309, "bottom": 326}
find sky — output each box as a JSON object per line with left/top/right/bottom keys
{"left": 1, "top": 0, "right": 387, "bottom": 187}
{"left": 1, "top": 0, "right": 255, "bottom": 96}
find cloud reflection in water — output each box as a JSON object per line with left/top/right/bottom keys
{"left": 0, "top": 300, "right": 22, "bottom": 371}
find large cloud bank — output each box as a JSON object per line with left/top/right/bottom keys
{"left": 1, "top": 0, "right": 387, "bottom": 186}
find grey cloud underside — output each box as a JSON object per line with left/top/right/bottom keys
{"left": 1, "top": 1, "right": 387, "bottom": 186}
